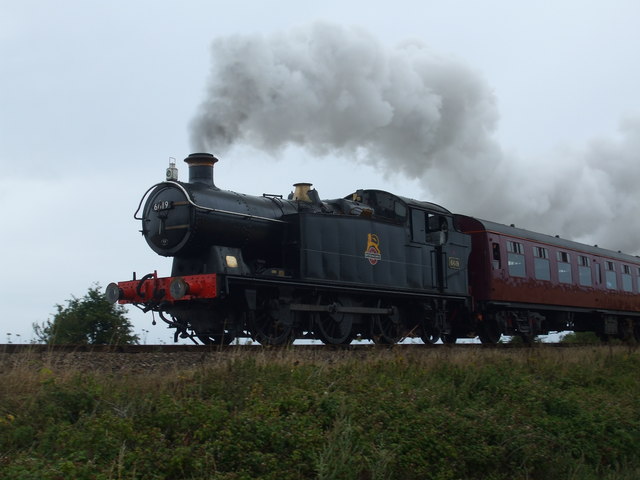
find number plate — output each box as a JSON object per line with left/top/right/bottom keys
{"left": 153, "top": 200, "right": 173, "bottom": 212}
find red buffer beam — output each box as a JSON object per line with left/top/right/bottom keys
{"left": 106, "top": 272, "right": 217, "bottom": 305}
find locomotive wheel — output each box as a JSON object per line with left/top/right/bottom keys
{"left": 441, "top": 334, "right": 457, "bottom": 344}
{"left": 371, "top": 307, "right": 403, "bottom": 344}
{"left": 197, "top": 332, "right": 235, "bottom": 346}
{"left": 419, "top": 308, "right": 440, "bottom": 344}
{"left": 518, "top": 332, "right": 535, "bottom": 344}
{"left": 420, "top": 323, "right": 440, "bottom": 344}
{"left": 477, "top": 318, "right": 501, "bottom": 344}
{"left": 176, "top": 312, "right": 236, "bottom": 345}
{"left": 314, "top": 297, "right": 354, "bottom": 345}
{"left": 617, "top": 318, "right": 634, "bottom": 341}
{"left": 250, "top": 298, "right": 294, "bottom": 346}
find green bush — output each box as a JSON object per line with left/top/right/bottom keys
{"left": 33, "top": 284, "right": 138, "bottom": 345}
{"left": 560, "top": 331, "right": 603, "bottom": 344}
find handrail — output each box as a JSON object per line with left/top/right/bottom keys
{"left": 133, "top": 181, "right": 286, "bottom": 223}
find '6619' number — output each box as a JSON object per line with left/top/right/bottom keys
{"left": 153, "top": 200, "right": 172, "bottom": 211}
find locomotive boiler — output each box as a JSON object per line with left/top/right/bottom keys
{"left": 107, "top": 153, "right": 472, "bottom": 344}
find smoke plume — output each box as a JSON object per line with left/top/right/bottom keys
{"left": 190, "top": 22, "right": 640, "bottom": 254}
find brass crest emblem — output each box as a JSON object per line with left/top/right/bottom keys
{"left": 365, "top": 234, "right": 382, "bottom": 265}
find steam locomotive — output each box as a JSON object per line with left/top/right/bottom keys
{"left": 106, "top": 153, "right": 640, "bottom": 344}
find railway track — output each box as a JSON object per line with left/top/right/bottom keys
{"left": 2, "top": 342, "right": 632, "bottom": 375}
{"left": 0, "top": 341, "right": 606, "bottom": 354}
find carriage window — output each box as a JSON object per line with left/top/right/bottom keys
{"left": 605, "top": 261, "right": 617, "bottom": 290}
{"left": 637, "top": 267, "right": 640, "bottom": 293}
{"left": 508, "top": 241, "right": 524, "bottom": 254}
{"left": 578, "top": 255, "right": 592, "bottom": 286}
{"left": 622, "top": 265, "right": 632, "bottom": 292}
{"left": 492, "top": 243, "right": 501, "bottom": 269}
{"left": 507, "top": 241, "right": 525, "bottom": 277}
{"left": 557, "top": 251, "right": 572, "bottom": 284}
{"left": 533, "top": 246, "right": 550, "bottom": 281}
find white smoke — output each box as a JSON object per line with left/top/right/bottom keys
{"left": 190, "top": 22, "right": 640, "bottom": 254}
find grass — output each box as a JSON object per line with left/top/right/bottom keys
{"left": 1, "top": 345, "right": 639, "bottom": 479}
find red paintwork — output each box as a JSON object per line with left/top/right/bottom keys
{"left": 455, "top": 215, "right": 640, "bottom": 314}
{"left": 115, "top": 273, "right": 217, "bottom": 304}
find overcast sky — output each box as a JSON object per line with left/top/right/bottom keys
{"left": 2, "top": 1, "right": 639, "bottom": 343}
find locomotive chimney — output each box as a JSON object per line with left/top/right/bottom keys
{"left": 184, "top": 153, "right": 218, "bottom": 188}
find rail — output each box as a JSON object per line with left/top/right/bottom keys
{"left": 0, "top": 342, "right": 609, "bottom": 354}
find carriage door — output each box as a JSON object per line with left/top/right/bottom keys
{"left": 410, "top": 209, "right": 447, "bottom": 291}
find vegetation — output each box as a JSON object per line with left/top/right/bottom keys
{"left": 33, "top": 285, "right": 138, "bottom": 345}
{"left": 1, "top": 346, "right": 639, "bottom": 479}
{"left": 560, "top": 331, "right": 606, "bottom": 344}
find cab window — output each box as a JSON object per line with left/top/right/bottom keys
{"left": 410, "top": 209, "right": 448, "bottom": 244}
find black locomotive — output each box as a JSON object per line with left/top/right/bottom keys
{"left": 107, "top": 153, "right": 640, "bottom": 344}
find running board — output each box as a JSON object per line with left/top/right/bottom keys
{"left": 290, "top": 304, "right": 394, "bottom": 315}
